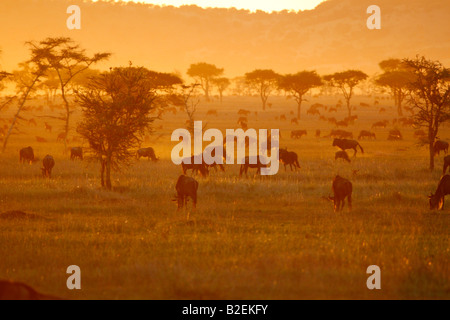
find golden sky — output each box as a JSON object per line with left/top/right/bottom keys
{"left": 112, "top": 0, "right": 326, "bottom": 12}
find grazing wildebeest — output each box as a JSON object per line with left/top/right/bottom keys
{"left": 428, "top": 174, "right": 450, "bottom": 210}
{"left": 330, "top": 130, "right": 353, "bottom": 139}
{"left": 372, "top": 120, "right": 388, "bottom": 129}
{"left": 306, "top": 107, "right": 320, "bottom": 116}
{"left": 291, "top": 118, "right": 299, "bottom": 125}
{"left": 41, "top": 155, "right": 55, "bottom": 178}
{"left": 239, "top": 156, "right": 268, "bottom": 177}
{"left": 443, "top": 155, "right": 450, "bottom": 175}
{"left": 70, "top": 147, "right": 83, "bottom": 160}
{"left": 290, "top": 130, "right": 307, "bottom": 139}
{"left": 36, "top": 136, "right": 47, "bottom": 143}
{"left": 335, "top": 150, "right": 351, "bottom": 163}
{"left": 173, "top": 175, "right": 198, "bottom": 210}
{"left": 332, "top": 138, "right": 364, "bottom": 157}
{"left": 56, "top": 132, "right": 66, "bottom": 142}
{"left": 328, "top": 175, "right": 352, "bottom": 212}
{"left": 433, "top": 140, "right": 449, "bottom": 156}
{"left": 44, "top": 122, "right": 52, "bottom": 132}
{"left": 388, "top": 129, "right": 403, "bottom": 141}
{"left": 136, "top": 147, "right": 158, "bottom": 161}
{"left": 206, "top": 109, "right": 218, "bottom": 116}
{"left": 19, "top": 146, "right": 34, "bottom": 164}
{"left": 335, "top": 120, "right": 349, "bottom": 128}
{"left": 181, "top": 156, "right": 209, "bottom": 177}
{"left": 358, "top": 130, "right": 376, "bottom": 140}
{"left": 279, "top": 148, "right": 300, "bottom": 171}
{"left": 0, "top": 280, "right": 61, "bottom": 300}
{"left": 238, "top": 109, "right": 251, "bottom": 116}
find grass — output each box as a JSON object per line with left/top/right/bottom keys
{"left": 0, "top": 95, "right": 449, "bottom": 299}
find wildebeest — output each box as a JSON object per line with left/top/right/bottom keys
{"left": 315, "top": 129, "right": 321, "bottom": 138}
{"left": 44, "top": 122, "right": 52, "bottom": 132}
{"left": 206, "top": 109, "right": 218, "bottom": 116}
{"left": 70, "top": 147, "right": 83, "bottom": 160}
{"left": 328, "top": 175, "right": 352, "bottom": 212}
{"left": 291, "top": 118, "right": 299, "bottom": 125}
{"left": 136, "top": 147, "right": 158, "bottom": 161}
{"left": 330, "top": 129, "right": 353, "bottom": 139}
{"left": 239, "top": 156, "right": 268, "bottom": 177}
{"left": 335, "top": 120, "right": 349, "bottom": 128}
{"left": 174, "top": 175, "right": 198, "bottom": 210}
{"left": 279, "top": 148, "right": 300, "bottom": 171}
{"left": 388, "top": 129, "right": 403, "bottom": 141}
{"left": 41, "top": 155, "right": 55, "bottom": 178}
{"left": 332, "top": 138, "right": 364, "bottom": 157}
{"left": 280, "top": 114, "right": 287, "bottom": 121}
{"left": 443, "top": 155, "right": 450, "bottom": 175}
{"left": 291, "top": 130, "right": 307, "bottom": 139}
{"left": 335, "top": 150, "right": 351, "bottom": 163}
{"left": 237, "top": 109, "right": 251, "bottom": 116}
{"left": 181, "top": 156, "right": 209, "bottom": 177}
{"left": 36, "top": 136, "right": 47, "bottom": 143}
{"left": 56, "top": 132, "right": 66, "bottom": 142}
{"left": 433, "top": 140, "right": 449, "bottom": 156}
{"left": 372, "top": 120, "right": 388, "bottom": 129}
{"left": 0, "top": 280, "right": 61, "bottom": 300}
{"left": 306, "top": 107, "right": 320, "bottom": 116}
{"left": 428, "top": 174, "right": 450, "bottom": 210}
{"left": 19, "top": 146, "right": 34, "bottom": 164}
{"left": 358, "top": 130, "right": 376, "bottom": 140}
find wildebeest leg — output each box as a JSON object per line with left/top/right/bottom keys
{"left": 353, "top": 147, "right": 357, "bottom": 157}
{"left": 348, "top": 194, "right": 352, "bottom": 211}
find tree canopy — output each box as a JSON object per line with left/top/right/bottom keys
{"left": 245, "top": 69, "right": 279, "bottom": 111}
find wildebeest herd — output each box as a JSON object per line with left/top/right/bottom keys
{"left": 16, "top": 127, "right": 450, "bottom": 213}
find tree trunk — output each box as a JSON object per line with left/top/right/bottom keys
{"left": 100, "top": 159, "right": 105, "bottom": 187}
{"left": 204, "top": 80, "right": 210, "bottom": 101}
{"left": 105, "top": 157, "right": 112, "bottom": 190}
{"left": 297, "top": 99, "right": 302, "bottom": 120}
{"left": 429, "top": 141, "right": 435, "bottom": 171}
{"left": 346, "top": 98, "right": 352, "bottom": 117}
{"left": 60, "top": 85, "right": 70, "bottom": 152}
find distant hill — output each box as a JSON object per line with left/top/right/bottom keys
{"left": 0, "top": 0, "right": 449, "bottom": 77}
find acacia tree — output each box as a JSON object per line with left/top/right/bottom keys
{"left": 375, "top": 59, "right": 412, "bottom": 116}
{"left": 28, "top": 37, "right": 110, "bottom": 149}
{"left": 187, "top": 62, "right": 223, "bottom": 101}
{"left": 2, "top": 57, "right": 48, "bottom": 152}
{"left": 77, "top": 66, "right": 181, "bottom": 189}
{"left": 212, "top": 77, "right": 230, "bottom": 103}
{"left": 279, "top": 71, "right": 322, "bottom": 119}
{"left": 245, "top": 69, "right": 279, "bottom": 111}
{"left": 323, "top": 70, "right": 368, "bottom": 117}
{"left": 404, "top": 56, "right": 450, "bottom": 171}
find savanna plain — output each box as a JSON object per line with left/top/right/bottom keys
{"left": 0, "top": 95, "right": 448, "bottom": 299}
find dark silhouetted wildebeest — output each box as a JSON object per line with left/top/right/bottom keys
{"left": 41, "top": 155, "right": 55, "bottom": 178}
{"left": 335, "top": 150, "right": 351, "bottom": 163}
{"left": 428, "top": 174, "right": 450, "bottom": 210}
{"left": 443, "top": 155, "right": 450, "bottom": 175}
{"left": 239, "top": 156, "right": 268, "bottom": 177}
{"left": 291, "top": 130, "right": 307, "bottom": 139}
{"left": 238, "top": 109, "right": 251, "bottom": 116}
{"left": 136, "top": 147, "right": 158, "bottom": 161}
{"left": 328, "top": 175, "right": 352, "bottom": 212}
{"left": 70, "top": 147, "right": 83, "bottom": 160}
{"left": 279, "top": 148, "right": 300, "bottom": 171}
{"left": 291, "top": 118, "right": 299, "bottom": 125}
{"left": 332, "top": 139, "right": 364, "bottom": 157}
{"left": 388, "top": 129, "right": 403, "bottom": 141}
{"left": 174, "top": 175, "right": 198, "bottom": 210}
{"left": 330, "top": 130, "right": 353, "bottom": 139}
{"left": 358, "top": 130, "right": 376, "bottom": 140}
{"left": 372, "top": 120, "right": 388, "bottom": 129}
{"left": 19, "top": 146, "right": 35, "bottom": 164}
{"left": 0, "top": 280, "right": 61, "bottom": 300}
{"left": 181, "top": 156, "right": 209, "bottom": 177}
{"left": 206, "top": 109, "right": 218, "bottom": 116}
{"left": 433, "top": 140, "right": 449, "bottom": 156}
